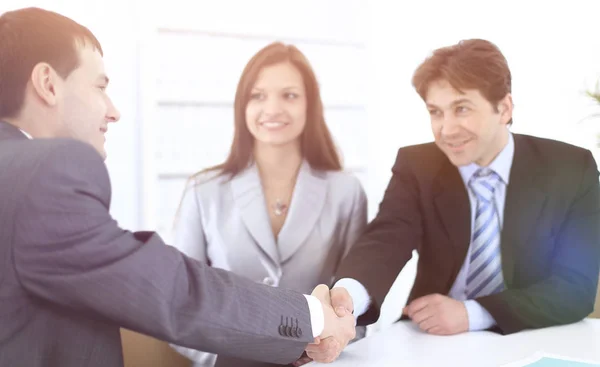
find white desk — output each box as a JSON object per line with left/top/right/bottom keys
{"left": 308, "top": 319, "right": 600, "bottom": 366}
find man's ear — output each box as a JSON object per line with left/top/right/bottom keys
{"left": 30, "top": 62, "right": 61, "bottom": 107}
{"left": 498, "top": 93, "right": 513, "bottom": 125}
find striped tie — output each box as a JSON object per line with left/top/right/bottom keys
{"left": 466, "top": 168, "right": 505, "bottom": 299}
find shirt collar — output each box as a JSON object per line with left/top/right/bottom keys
{"left": 19, "top": 128, "right": 33, "bottom": 139}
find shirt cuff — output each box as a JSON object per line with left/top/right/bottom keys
{"left": 464, "top": 300, "right": 497, "bottom": 331}
{"left": 333, "top": 278, "right": 371, "bottom": 317}
{"left": 303, "top": 295, "right": 324, "bottom": 338}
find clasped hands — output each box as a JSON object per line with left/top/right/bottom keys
{"left": 293, "top": 284, "right": 356, "bottom": 366}
{"left": 292, "top": 290, "right": 469, "bottom": 365}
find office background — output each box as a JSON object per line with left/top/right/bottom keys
{"left": 2, "top": 0, "right": 600, "bottom": 334}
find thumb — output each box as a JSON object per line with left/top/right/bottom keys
{"left": 334, "top": 306, "right": 348, "bottom": 317}
{"left": 311, "top": 284, "right": 331, "bottom": 304}
{"left": 330, "top": 288, "right": 353, "bottom": 314}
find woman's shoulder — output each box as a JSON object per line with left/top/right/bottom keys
{"left": 321, "top": 169, "right": 364, "bottom": 192}
{"left": 186, "top": 168, "right": 229, "bottom": 193}
{"left": 312, "top": 168, "right": 366, "bottom": 207}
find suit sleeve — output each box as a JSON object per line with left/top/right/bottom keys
{"left": 478, "top": 150, "right": 600, "bottom": 334}
{"left": 335, "top": 149, "right": 422, "bottom": 325}
{"left": 13, "top": 140, "right": 312, "bottom": 365}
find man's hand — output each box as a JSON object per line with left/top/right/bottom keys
{"left": 403, "top": 294, "right": 469, "bottom": 335}
{"left": 305, "top": 285, "right": 356, "bottom": 363}
{"left": 330, "top": 286, "right": 354, "bottom": 315}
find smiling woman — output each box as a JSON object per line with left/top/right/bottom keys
{"left": 168, "top": 41, "right": 368, "bottom": 367}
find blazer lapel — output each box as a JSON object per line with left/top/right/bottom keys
{"left": 230, "top": 164, "right": 280, "bottom": 265}
{"left": 277, "top": 161, "right": 327, "bottom": 263}
{"left": 433, "top": 160, "right": 472, "bottom": 285}
{"left": 501, "top": 135, "right": 548, "bottom": 285}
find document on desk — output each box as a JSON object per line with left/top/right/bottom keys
{"left": 501, "top": 352, "right": 600, "bottom": 367}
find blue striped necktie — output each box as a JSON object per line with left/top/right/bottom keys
{"left": 466, "top": 168, "right": 505, "bottom": 299}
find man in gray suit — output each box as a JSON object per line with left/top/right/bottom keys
{"left": 0, "top": 7, "right": 356, "bottom": 367}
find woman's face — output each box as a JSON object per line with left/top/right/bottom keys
{"left": 245, "top": 62, "right": 307, "bottom": 148}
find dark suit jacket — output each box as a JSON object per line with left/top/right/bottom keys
{"left": 336, "top": 134, "right": 600, "bottom": 334}
{"left": 0, "top": 121, "right": 312, "bottom": 367}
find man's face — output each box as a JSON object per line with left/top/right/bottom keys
{"left": 56, "top": 45, "right": 120, "bottom": 159}
{"left": 426, "top": 79, "right": 512, "bottom": 167}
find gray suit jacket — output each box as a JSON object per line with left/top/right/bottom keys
{"left": 0, "top": 121, "right": 313, "bottom": 367}
{"left": 170, "top": 162, "right": 368, "bottom": 366}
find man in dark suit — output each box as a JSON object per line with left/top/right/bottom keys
{"left": 323, "top": 38, "right": 600, "bottom": 341}
{"left": 0, "top": 7, "right": 355, "bottom": 367}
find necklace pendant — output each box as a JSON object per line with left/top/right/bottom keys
{"left": 273, "top": 200, "right": 287, "bottom": 216}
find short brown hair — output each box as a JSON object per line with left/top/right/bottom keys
{"left": 412, "top": 39, "right": 512, "bottom": 123}
{"left": 201, "top": 41, "right": 342, "bottom": 179}
{"left": 0, "top": 7, "right": 102, "bottom": 119}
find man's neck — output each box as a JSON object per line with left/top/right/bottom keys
{"left": 3, "top": 115, "right": 53, "bottom": 139}
{"left": 476, "top": 128, "right": 509, "bottom": 167}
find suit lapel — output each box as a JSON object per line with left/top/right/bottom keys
{"left": 278, "top": 161, "right": 327, "bottom": 263}
{"left": 501, "top": 135, "right": 548, "bottom": 285}
{"left": 433, "top": 161, "right": 471, "bottom": 283}
{"left": 230, "top": 164, "right": 280, "bottom": 265}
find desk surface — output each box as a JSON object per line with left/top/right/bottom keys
{"left": 308, "top": 319, "right": 600, "bottom": 366}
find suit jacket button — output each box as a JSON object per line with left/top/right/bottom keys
{"left": 263, "top": 277, "right": 275, "bottom": 286}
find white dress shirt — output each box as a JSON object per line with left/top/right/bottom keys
{"left": 336, "top": 132, "right": 515, "bottom": 331}
{"left": 305, "top": 296, "right": 324, "bottom": 336}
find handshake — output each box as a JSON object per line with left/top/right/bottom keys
{"left": 293, "top": 284, "right": 357, "bottom": 366}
